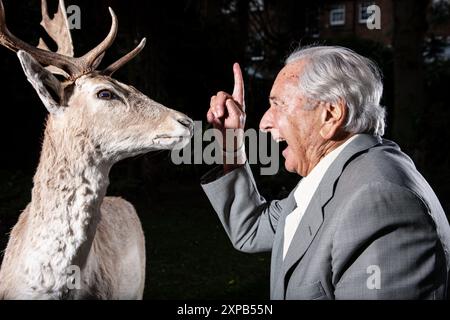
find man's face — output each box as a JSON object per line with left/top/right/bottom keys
{"left": 259, "top": 60, "right": 324, "bottom": 177}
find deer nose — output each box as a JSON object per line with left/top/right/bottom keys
{"left": 177, "top": 117, "right": 194, "bottom": 131}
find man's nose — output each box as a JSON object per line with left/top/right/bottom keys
{"left": 259, "top": 109, "right": 274, "bottom": 133}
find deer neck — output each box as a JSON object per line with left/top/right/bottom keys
{"left": 25, "top": 117, "right": 111, "bottom": 293}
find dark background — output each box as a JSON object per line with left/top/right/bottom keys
{"left": 0, "top": 0, "right": 449, "bottom": 299}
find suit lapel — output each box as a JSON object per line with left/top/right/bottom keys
{"left": 282, "top": 194, "right": 324, "bottom": 274}
{"left": 270, "top": 186, "right": 297, "bottom": 299}
{"left": 279, "top": 134, "right": 382, "bottom": 285}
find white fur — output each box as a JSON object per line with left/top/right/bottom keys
{"left": 0, "top": 56, "right": 193, "bottom": 300}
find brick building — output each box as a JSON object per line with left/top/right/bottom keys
{"left": 305, "top": 0, "right": 450, "bottom": 46}
{"left": 314, "top": 0, "right": 394, "bottom": 45}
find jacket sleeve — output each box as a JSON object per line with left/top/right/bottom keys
{"left": 201, "top": 163, "right": 291, "bottom": 253}
{"left": 332, "top": 181, "right": 447, "bottom": 299}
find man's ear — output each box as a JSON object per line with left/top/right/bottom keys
{"left": 17, "top": 50, "right": 65, "bottom": 115}
{"left": 319, "top": 99, "right": 347, "bottom": 140}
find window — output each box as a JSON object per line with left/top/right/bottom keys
{"left": 359, "top": 1, "right": 375, "bottom": 24}
{"left": 221, "top": 0, "right": 237, "bottom": 15}
{"left": 222, "top": 0, "right": 264, "bottom": 14}
{"left": 329, "top": 4, "right": 345, "bottom": 26}
{"left": 250, "top": 0, "right": 265, "bottom": 12}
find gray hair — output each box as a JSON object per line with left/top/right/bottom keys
{"left": 286, "top": 45, "right": 386, "bottom": 137}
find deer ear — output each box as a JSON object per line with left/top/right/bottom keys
{"left": 17, "top": 50, "right": 64, "bottom": 115}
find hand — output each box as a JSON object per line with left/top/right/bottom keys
{"left": 207, "top": 63, "right": 246, "bottom": 153}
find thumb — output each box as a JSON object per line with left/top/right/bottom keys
{"left": 226, "top": 99, "right": 244, "bottom": 125}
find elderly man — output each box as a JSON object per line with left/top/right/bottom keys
{"left": 201, "top": 46, "right": 450, "bottom": 300}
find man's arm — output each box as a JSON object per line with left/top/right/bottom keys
{"left": 202, "top": 162, "right": 291, "bottom": 253}
{"left": 332, "top": 181, "right": 447, "bottom": 299}
{"left": 203, "top": 63, "right": 291, "bottom": 252}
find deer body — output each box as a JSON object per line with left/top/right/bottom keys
{"left": 0, "top": 1, "right": 193, "bottom": 299}
{"left": 0, "top": 118, "right": 146, "bottom": 299}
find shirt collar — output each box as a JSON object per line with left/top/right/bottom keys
{"left": 294, "top": 134, "right": 360, "bottom": 205}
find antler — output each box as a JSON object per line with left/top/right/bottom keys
{"left": 38, "top": 0, "right": 74, "bottom": 77}
{"left": 0, "top": 0, "right": 81, "bottom": 77}
{"left": 78, "top": 7, "right": 118, "bottom": 73}
{"left": 103, "top": 38, "right": 146, "bottom": 76}
{"left": 38, "top": 0, "right": 74, "bottom": 56}
{"left": 0, "top": 0, "right": 146, "bottom": 80}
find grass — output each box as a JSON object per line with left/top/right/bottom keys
{"left": 0, "top": 167, "right": 271, "bottom": 299}
{"left": 137, "top": 181, "right": 270, "bottom": 299}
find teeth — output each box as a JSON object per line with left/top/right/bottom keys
{"left": 275, "top": 138, "right": 286, "bottom": 143}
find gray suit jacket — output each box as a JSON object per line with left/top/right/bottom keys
{"left": 201, "top": 134, "right": 450, "bottom": 299}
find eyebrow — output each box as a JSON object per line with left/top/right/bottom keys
{"left": 97, "top": 80, "right": 129, "bottom": 97}
{"left": 269, "top": 96, "right": 279, "bottom": 103}
{"left": 269, "top": 96, "right": 283, "bottom": 105}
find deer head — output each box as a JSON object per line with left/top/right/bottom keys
{"left": 0, "top": 0, "right": 193, "bottom": 163}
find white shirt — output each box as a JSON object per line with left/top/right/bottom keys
{"left": 282, "top": 135, "right": 359, "bottom": 259}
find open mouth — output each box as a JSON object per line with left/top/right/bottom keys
{"left": 275, "top": 137, "right": 289, "bottom": 157}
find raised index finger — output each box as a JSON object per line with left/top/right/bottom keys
{"left": 232, "top": 63, "right": 245, "bottom": 109}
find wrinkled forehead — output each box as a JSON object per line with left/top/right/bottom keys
{"left": 270, "top": 60, "right": 306, "bottom": 97}
{"left": 275, "top": 59, "right": 308, "bottom": 86}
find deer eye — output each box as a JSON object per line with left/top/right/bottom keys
{"left": 97, "top": 89, "right": 117, "bottom": 100}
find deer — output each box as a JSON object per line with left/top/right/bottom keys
{"left": 0, "top": 0, "right": 193, "bottom": 299}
